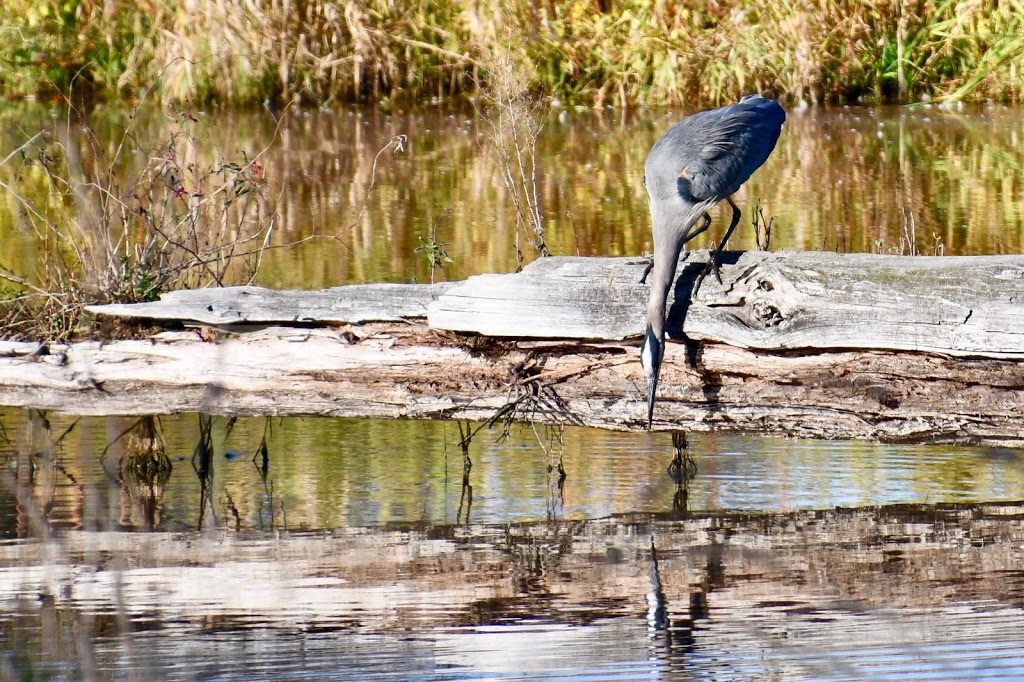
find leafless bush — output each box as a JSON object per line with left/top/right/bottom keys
{"left": 0, "top": 104, "right": 281, "bottom": 341}
{"left": 477, "top": 51, "right": 550, "bottom": 271}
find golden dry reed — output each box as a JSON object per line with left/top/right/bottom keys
{"left": 1, "top": 0, "right": 1022, "bottom": 106}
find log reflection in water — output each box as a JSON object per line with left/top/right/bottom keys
{"left": 0, "top": 500, "right": 1022, "bottom": 677}
{"left": 1, "top": 504, "right": 1022, "bottom": 625}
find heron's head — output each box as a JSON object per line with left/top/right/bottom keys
{"left": 640, "top": 323, "right": 664, "bottom": 429}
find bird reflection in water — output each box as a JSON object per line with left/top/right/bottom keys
{"left": 647, "top": 536, "right": 724, "bottom": 673}
{"left": 646, "top": 538, "right": 669, "bottom": 631}
{"left": 668, "top": 430, "right": 696, "bottom": 515}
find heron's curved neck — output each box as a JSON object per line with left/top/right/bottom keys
{"left": 646, "top": 202, "right": 710, "bottom": 339}
{"left": 646, "top": 231, "right": 686, "bottom": 341}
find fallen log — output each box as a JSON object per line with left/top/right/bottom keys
{"left": 88, "top": 281, "right": 455, "bottom": 326}
{"left": 2, "top": 250, "right": 1023, "bottom": 446}
{"left": 429, "top": 250, "right": 1024, "bottom": 356}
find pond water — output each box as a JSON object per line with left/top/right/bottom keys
{"left": 1, "top": 410, "right": 1023, "bottom": 680}
{"left": 2, "top": 102, "right": 1024, "bottom": 679}
{"left": 2, "top": 102, "right": 1023, "bottom": 288}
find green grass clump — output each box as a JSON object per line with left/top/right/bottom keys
{"left": 0, "top": 0, "right": 1021, "bottom": 107}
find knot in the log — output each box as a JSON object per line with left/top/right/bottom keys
{"left": 698, "top": 261, "right": 800, "bottom": 333}
{"left": 752, "top": 299, "right": 785, "bottom": 327}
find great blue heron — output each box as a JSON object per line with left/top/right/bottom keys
{"left": 641, "top": 95, "right": 785, "bottom": 428}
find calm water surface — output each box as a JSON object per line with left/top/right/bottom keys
{"left": 2, "top": 103, "right": 1024, "bottom": 679}
{"left": 0, "top": 411, "right": 1023, "bottom": 680}
{"left": 2, "top": 102, "right": 1023, "bottom": 287}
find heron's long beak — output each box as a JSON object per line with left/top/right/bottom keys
{"left": 640, "top": 324, "right": 663, "bottom": 429}
{"left": 645, "top": 372, "right": 658, "bottom": 429}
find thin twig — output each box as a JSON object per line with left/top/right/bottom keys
{"left": 0, "top": 131, "right": 44, "bottom": 169}
{"left": 336, "top": 133, "right": 408, "bottom": 237}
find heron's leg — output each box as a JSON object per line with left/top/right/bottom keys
{"left": 712, "top": 197, "right": 742, "bottom": 281}
{"left": 694, "top": 199, "right": 741, "bottom": 293}
{"left": 640, "top": 212, "right": 712, "bottom": 284}
{"left": 639, "top": 258, "right": 654, "bottom": 284}
{"left": 682, "top": 212, "right": 713, "bottom": 247}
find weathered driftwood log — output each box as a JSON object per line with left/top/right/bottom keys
{"left": 429, "top": 250, "right": 1024, "bottom": 356}
{"left": 2, "top": 251, "right": 1024, "bottom": 446}
{"left": 89, "top": 281, "right": 455, "bottom": 326}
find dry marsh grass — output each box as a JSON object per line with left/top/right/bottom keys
{"left": 1, "top": 0, "right": 1022, "bottom": 107}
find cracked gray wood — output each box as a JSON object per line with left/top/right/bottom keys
{"left": 7, "top": 251, "right": 1024, "bottom": 445}
{"left": 87, "top": 282, "right": 455, "bottom": 326}
{"left": 428, "top": 251, "right": 1024, "bottom": 357}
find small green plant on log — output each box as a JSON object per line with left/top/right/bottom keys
{"left": 415, "top": 207, "right": 454, "bottom": 283}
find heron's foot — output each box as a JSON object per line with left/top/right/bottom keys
{"left": 692, "top": 268, "right": 707, "bottom": 296}
{"left": 638, "top": 257, "right": 654, "bottom": 284}
{"left": 691, "top": 253, "right": 721, "bottom": 296}
{"left": 712, "top": 254, "right": 724, "bottom": 284}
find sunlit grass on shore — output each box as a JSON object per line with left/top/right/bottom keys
{"left": 1, "top": 0, "right": 1022, "bottom": 107}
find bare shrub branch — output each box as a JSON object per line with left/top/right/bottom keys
{"left": 476, "top": 50, "right": 550, "bottom": 271}
{"left": 0, "top": 102, "right": 284, "bottom": 341}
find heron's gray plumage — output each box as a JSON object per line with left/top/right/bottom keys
{"left": 642, "top": 95, "right": 785, "bottom": 427}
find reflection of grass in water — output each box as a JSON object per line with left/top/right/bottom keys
{"left": 121, "top": 446, "right": 172, "bottom": 487}
{"left": 0, "top": 410, "right": 137, "bottom": 678}
{"left": 4, "top": 409, "right": 1024, "bottom": 532}
{"left": 3, "top": 106, "right": 1021, "bottom": 293}
{"left": 742, "top": 107, "right": 1024, "bottom": 256}
{"left": 117, "top": 417, "right": 173, "bottom": 531}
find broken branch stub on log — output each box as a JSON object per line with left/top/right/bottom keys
{"left": 9, "top": 251, "right": 1024, "bottom": 446}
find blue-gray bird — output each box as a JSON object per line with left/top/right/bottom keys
{"left": 641, "top": 95, "right": 785, "bottom": 428}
